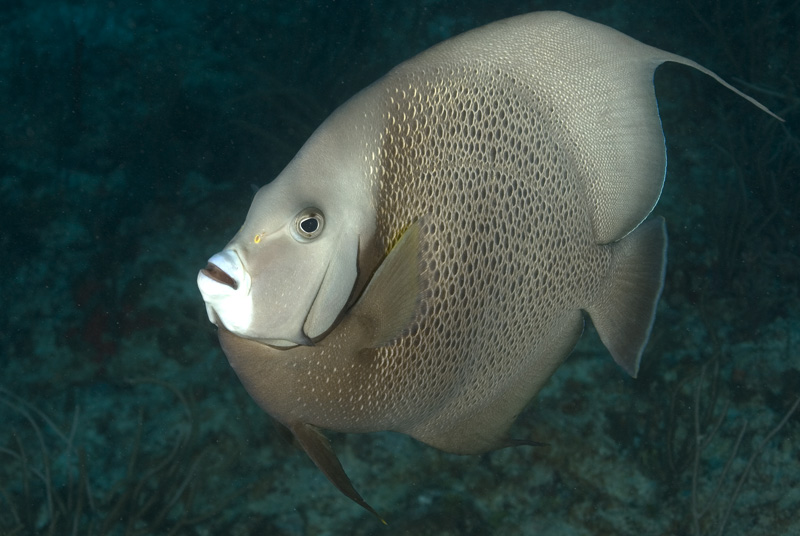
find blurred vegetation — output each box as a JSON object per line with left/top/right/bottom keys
{"left": 0, "top": 380, "right": 243, "bottom": 535}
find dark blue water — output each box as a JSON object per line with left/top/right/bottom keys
{"left": 1, "top": 1, "right": 798, "bottom": 534}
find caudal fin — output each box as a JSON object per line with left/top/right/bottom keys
{"left": 586, "top": 217, "right": 667, "bottom": 377}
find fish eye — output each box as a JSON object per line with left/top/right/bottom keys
{"left": 293, "top": 208, "right": 325, "bottom": 241}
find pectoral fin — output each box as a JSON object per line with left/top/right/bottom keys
{"left": 351, "top": 219, "right": 429, "bottom": 347}
{"left": 289, "top": 422, "right": 386, "bottom": 524}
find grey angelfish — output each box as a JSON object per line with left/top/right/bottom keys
{"left": 197, "top": 11, "right": 779, "bottom": 519}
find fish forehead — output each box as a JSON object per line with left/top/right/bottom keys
{"left": 352, "top": 63, "right": 611, "bottom": 430}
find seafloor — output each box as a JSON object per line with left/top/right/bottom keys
{"left": 1, "top": 0, "right": 798, "bottom": 535}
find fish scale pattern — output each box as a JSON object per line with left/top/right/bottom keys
{"left": 362, "top": 63, "right": 611, "bottom": 449}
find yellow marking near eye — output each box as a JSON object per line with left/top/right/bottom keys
{"left": 254, "top": 234, "right": 262, "bottom": 244}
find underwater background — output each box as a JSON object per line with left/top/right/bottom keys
{"left": 1, "top": 0, "right": 798, "bottom": 534}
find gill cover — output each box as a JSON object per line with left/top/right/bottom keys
{"left": 225, "top": 182, "right": 360, "bottom": 346}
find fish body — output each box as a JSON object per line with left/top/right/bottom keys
{"left": 197, "top": 11, "right": 777, "bottom": 516}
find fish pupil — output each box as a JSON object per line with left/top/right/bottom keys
{"left": 300, "top": 217, "right": 319, "bottom": 234}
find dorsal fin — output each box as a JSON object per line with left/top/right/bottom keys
{"left": 439, "top": 12, "right": 780, "bottom": 244}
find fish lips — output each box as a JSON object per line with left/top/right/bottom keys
{"left": 202, "top": 261, "right": 238, "bottom": 290}
{"left": 197, "top": 249, "right": 253, "bottom": 331}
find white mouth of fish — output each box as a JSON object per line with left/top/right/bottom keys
{"left": 197, "top": 249, "right": 254, "bottom": 333}
{"left": 202, "top": 261, "right": 238, "bottom": 290}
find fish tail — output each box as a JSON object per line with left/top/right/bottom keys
{"left": 587, "top": 217, "right": 667, "bottom": 377}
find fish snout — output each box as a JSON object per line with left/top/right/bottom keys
{"left": 198, "top": 250, "right": 249, "bottom": 296}
{"left": 197, "top": 250, "right": 254, "bottom": 331}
